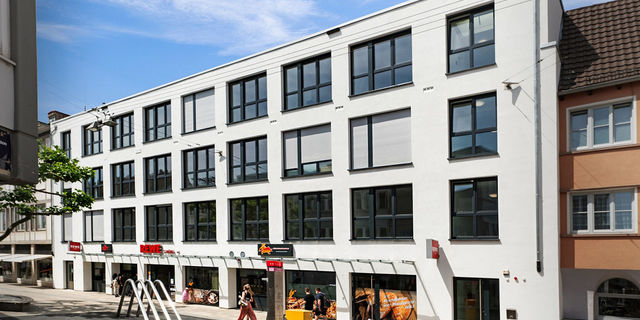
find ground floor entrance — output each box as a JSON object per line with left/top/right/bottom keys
{"left": 65, "top": 261, "right": 74, "bottom": 289}
{"left": 147, "top": 264, "right": 175, "bottom": 299}
{"left": 352, "top": 274, "right": 417, "bottom": 320}
{"left": 237, "top": 269, "right": 268, "bottom": 311}
{"left": 91, "top": 262, "right": 105, "bottom": 292}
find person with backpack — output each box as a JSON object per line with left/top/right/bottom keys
{"left": 237, "top": 284, "right": 257, "bottom": 320}
{"left": 314, "top": 287, "right": 328, "bottom": 320}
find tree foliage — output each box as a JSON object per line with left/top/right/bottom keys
{"left": 0, "top": 145, "right": 95, "bottom": 242}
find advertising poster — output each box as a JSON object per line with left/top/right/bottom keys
{"left": 183, "top": 287, "right": 219, "bottom": 306}
{"left": 353, "top": 288, "right": 417, "bottom": 320}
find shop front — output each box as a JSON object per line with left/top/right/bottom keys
{"left": 148, "top": 264, "right": 175, "bottom": 299}
{"left": 183, "top": 266, "right": 219, "bottom": 305}
{"left": 286, "top": 270, "right": 336, "bottom": 319}
{"left": 352, "top": 274, "right": 416, "bottom": 320}
{"left": 91, "top": 262, "right": 105, "bottom": 292}
{"left": 237, "top": 269, "right": 268, "bottom": 311}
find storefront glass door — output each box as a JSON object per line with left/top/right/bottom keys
{"left": 237, "top": 269, "right": 268, "bottom": 311}
{"left": 91, "top": 262, "right": 105, "bottom": 292}
{"left": 352, "top": 274, "right": 417, "bottom": 320}
{"left": 148, "top": 264, "right": 175, "bottom": 299}
{"left": 65, "top": 261, "right": 74, "bottom": 289}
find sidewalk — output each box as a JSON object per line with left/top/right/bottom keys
{"left": 0, "top": 283, "right": 267, "bottom": 320}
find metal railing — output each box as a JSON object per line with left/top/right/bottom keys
{"left": 116, "top": 278, "right": 181, "bottom": 320}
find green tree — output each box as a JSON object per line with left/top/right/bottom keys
{"left": 0, "top": 145, "right": 95, "bottom": 242}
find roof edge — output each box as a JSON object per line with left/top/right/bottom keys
{"left": 558, "top": 75, "right": 640, "bottom": 96}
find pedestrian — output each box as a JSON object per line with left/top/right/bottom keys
{"left": 112, "top": 273, "right": 120, "bottom": 297}
{"left": 314, "top": 288, "right": 327, "bottom": 320}
{"left": 237, "top": 284, "right": 257, "bottom": 320}
{"left": 118, "top": 274, "right": 125, "bottom": 296}
{"left": 304, "top": 288, "right": 315, "bottom": 311}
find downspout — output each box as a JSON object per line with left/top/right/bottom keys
{"left": 533, "top": 0, "right": 543, "bottom": 273}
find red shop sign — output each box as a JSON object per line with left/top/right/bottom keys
{"left": 266, "top": 260, "right": 283, "bottom": 268}
{"left": 69, "top": 241, "right": 82, "bottom": 252}
{"left": 140, "top": 244, "right": 163, "bottom": 254}
{"left": 427, "top": 239, "right": 439, "bottom": 259}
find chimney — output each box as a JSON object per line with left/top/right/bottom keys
{"left": 47, "top": 110, "right": 70, "bottom": 123}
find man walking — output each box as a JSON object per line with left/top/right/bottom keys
{"left": 314, "top": 288, "right": 327, "bottom": 320}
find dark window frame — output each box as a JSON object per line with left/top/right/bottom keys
{"left": 145, "top": 154, "right": 172, "bottom": 193}
{"left": 144, "top": 101, "right": 172, "bottom": 142}
{"left": 82, "top": 125, "right": 102, "bottom": 156}
{"left": 453, "top": 277, "right": 500, "bottom": 320}
{"left": 283, "top": 125, "right": 332, "bottom": 177}
{"left": 113, "top": 207, "right": 136, "bottom": 242}
{"left": 283, "top": 53, "right": 332, "bottom": 110}
{"left": 111, "top": 112, "right": 135, "bottom": 150}
{"left": 228, "top": 73, "right": 267, "bottom": 123}
{"left": 228, "top": 136, "right": 267, "bottom": 184}
{"left": 229, "top": 197, "right": 269, "bottom": 241}
{"left": 83, "top": 210, "right": 104, "bottom": 242}
{"left": 145, "top": 204, "right": 173, "bottom": 242}
{"left": 83, "top": 167, "right": 103, "bottom": 200}
{"left": 447, "top": 5, "right": 495, "bottom": 73}
{"left": 450, "top": 177, "right": 499, "bottom": 240}
{"left": 111, "top": 161, "right": 135, "bottom": 198}
{"left": 183, "top": 146, "right": 216, "bottom": 189}
{"left": 285, "top": 191, "right": 333, "bottom": 241}
{"left": 61, "top": 131, "right": 71, "bottom": 158}
{"left": 350, "top": 29, "right": 412, "bottom": 95}
{"left": 351, "top": 184, "right": 413, "bottom": 240}
{"left": 449, "top": 93, "right": 497, "bottom": 159}
{"left": 182, "top": 87, "right": 216, "bottom": 133}
{"left": 184, "top": 201, "right": 216, "bottom": 241}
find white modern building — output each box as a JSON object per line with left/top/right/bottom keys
{"left": 50, "top": 0, "right": 565, "bottom": 319}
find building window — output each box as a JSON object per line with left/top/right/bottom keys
{"left": 112, "top": 161, "right": 135, "bottom": 197}
{"left": 352, "top": 184, "right": 413, "bottom": 240}
{"left": 83, "top": 167, "right": 103, "bottom": 200}
{"left": 351, "top": 30, "right": 412, "bottom": 95}
{"left": 146, "top": 205, "right": 172, "bottom": 242}
{"left": 144, "top": 102, "right": 171, "bottom": 142}
{"left": 61, "top": 131, "right": 71, "bottom": 158}
{"left": 451, "top": 177, "right": 498, "bottom": 240}
{"left": 283, "top": 124, "right": 331, "bottom": 177}
{"left": 229, "top": 136, "right": 267, "bottom": 183}
{"left": 570, "top": 102, "right": 632, "bottom": 150}
{"left": 183, "top": 88, "right": 215, "bottom": 133}
{"left": 448, "top": 5, "right": 495, "bottom": 73}
{"left": 112, "top": 113, "right": 134, "bottom": 150}
{"left": 450, "top": 93, "right": 497, "bottom": 158}
{"left": 284, "top": 54, "right": 331, "bottom": 110}
{"left": 570, "top": 189, "right": 635, "bottom": 234}
{"left": 230, "top": 197, "right": 269, "bottom": 241}
{"left": 113, "top": 208, "right": 135, "bottom": 242}
{"left": 454, "top": 278, "right": 500, "bottom": 320}
{"left": 62, "top": 213, "right": 72, "bottom": 242}
{"left": 350, "top": 109, "right": 411, "bottom": 170}
{"left": 596, "top": 278, "right": 640, "bottom": 318}
{"left": 84, "top": 210, "right": 104, "bottom": 242}
{"left": 228, "top": 74, "right": 267, "bottom": 123}
{"left": 83, "top": 125, "right": 102, "bottom": 156}
{"left": 184, "top": 201, "right": 216, "bottom": 241}
{"left": 0, "top": 209, "right": 7, "bottom": 232}
{"left": 285, "top": 191, "right": 332, "bottom": 240}
{"left": 36, "top": 204, "right": 46, "bottom": 230}
{"left": 145, "top": 154, "right": 172, "bottom": 193}
{"left": 183, "top": 146, "right": 216, "bottom": 189}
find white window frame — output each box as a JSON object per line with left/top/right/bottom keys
{"left": 568, "top": 188, "right": 638, "bottom": 235}
{"left": 566, "top": 97, "right": 636, "bottom": 152}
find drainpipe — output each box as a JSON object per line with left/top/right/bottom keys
{"left": 533, "top": 0, "right": 543, "bottom": 273}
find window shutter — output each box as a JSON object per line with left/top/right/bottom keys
{"left": 194, "top": 89, "right": 215, "bottom": 130}
{"left": 93, "top": 211, "right": 104, "bottom": 241}
{"left": 371, "top": 109, "right": 411, "bottom": 167}
{"left": 284, "top": 131, "right": 298, "bottom": 170}
{"left": 351, "top": 118, "right": 369, "bottom": 169}
{"left": 301, "top": 125, "right": 331, "bottom": 163}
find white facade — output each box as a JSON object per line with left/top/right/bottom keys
{"left": 50, "top": 0, "right": 564, "bottom": 319}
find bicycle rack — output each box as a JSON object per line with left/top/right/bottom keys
{"left": 116, "top": 278, "right": 181, "bottom": 320}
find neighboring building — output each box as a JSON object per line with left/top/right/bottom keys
{"left": 558, "top": 1, "right": 640, "bottom": 319}
{"left": 0, "top": 0, "right": 38, "bottom": 185}
{"left": 50, "top": 0, "right": 564, "bottom": 319}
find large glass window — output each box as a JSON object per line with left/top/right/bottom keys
{"left": 570, "top": 103, "right": 632, "bottom": 150}
{"left": 184, "top": 267, "right": 220, "bottom": 306}
{"left": 283, "top": 124, "right": 331, "bottom": 177}
{"left": 350, "top": 109, "right": 411, "bottom": 169}
{"left": 284, "top": 54, "right": 331, "bottom": 110}
{"left": 454, "top": 278, "right": 499, "bottom": 320}
{"left": 230, "top": 197, "right": 269, "bottom": 241}
{"left": 184, "top": 201, "right": 216, "bottom": 241}
{"left": 144, "top": 102, "right": 172, "bottom": 142}
{"left": 84, "top": 210, "right": 104, "bottom": 242}
{"left": 83, "top": 167, "right": 103, "bottom": 200}
{"left": 450, "top": 94, "right": 497, "bottom": 158}
{"left": 352, "top": 185, "right": 413, "bottom": 240}
{"left": 145, "top": 154, "right": 172, "bottom": 193}
{"left": 285, "top": 191, "right": 332, "bottom": 240}
{"left": 448, "top": 5, "right": 495, "bottom": 73}
{"left": 61, "top": 131, "right": 71, "bottom": 158}
{"left": 229, "top": 136, "right": 267, "bottom": 183}
{"left": 112, "top": 161, "right": 135, "bottom": 197}
{"left": 351, "top": 31, "right": 412, "bottom": 95}
{"left": 352, "top": 274, "right": 416, "bottom": 320}
{"left": 451, "top": 177, "right": 498, "bottom": 239}
{"left": 286, "top": 271, "right": 336, "bottom": 319}
{"left": 228, "top": 74, "right": 267, "bottom": 123}
{"left": 146, "top": 205, "right": 172, "bottom": 242}
{"left": 83, "top": 125, "right": 102, "bottom": 156}
{"left": 596, "top": 278, "right": 640, "bottom": 318}
{"left": 113, "top": 207, "right": 135, "bottom": 242}
{"left": 112, "top": 113, "right": 134, "bottom": 150}
{"left": 183, "top": 146, "right": 216, "bottom": 189}
{"left": 183, "top": 88, "right": 215, "bottom": 133}
{"left": 570, "top": 189, "right": 635, "bottom": 233}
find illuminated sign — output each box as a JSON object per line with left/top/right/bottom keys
{"left": 140, "top": 244, "right": 163, "bottom": 254}
{"left": 427, "top": 239, "right": 439, "bottom": 259}
{"left": 257, "top": 243, "right": 293, "bottom": 257}
{"left": 69, "top": 241, "right": 82, "bottom": 252}
{"left": 101, "top": 243, "right": 113, "bottom": 253}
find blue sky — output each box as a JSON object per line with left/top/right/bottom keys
{"left": 36, "top": 0, "right": 611, "bottom": 121}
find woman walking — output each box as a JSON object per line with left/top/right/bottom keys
{"left": 237, "top": 284, "right": 257, "bottom": 320}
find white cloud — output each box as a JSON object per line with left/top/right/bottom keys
{"left": 37, "top": 23, "right": 89, "bottom": 44}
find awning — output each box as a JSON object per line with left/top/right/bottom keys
{"left": 0, "top": 254, "right": 52, "bottom": 263}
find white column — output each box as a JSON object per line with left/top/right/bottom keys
{"left": 105, "top": 260, "right": 114, "bottom": 295}
{"left": 219, "top": 267, "right": 237, "bottom": 309}
{"left": 587, "top": 290, "right": 594, "bottom": 320}
{"left": 334, "top": 264, "right": 351, "bottom": 320}
{"left": 175, "top": 265, "right": 184, "bottom": 303}
{"left": 82, "top": 260, "right": 92, "bottom": 291}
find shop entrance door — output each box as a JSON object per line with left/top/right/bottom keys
{"left": 352, "top": 274, "right": 417, "bottom": 320}
{"left": 91, "top": 262, "right": 105, "bottom": 292}
{"left": 64, "top": 261, "right": 74, "bottom": 289}
{"left": 148, "top": 264, "right": 175, "bottom": 299}
{"left": 237, "top": 269, "right": 268, "bottom": 311}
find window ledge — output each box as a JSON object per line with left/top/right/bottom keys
{"left": 281, "top": 100, "right": 334, "bottom": 113}
{"left": 226, "top": 179, "right": 269, "bottom": 186}
{"left": 143, "top": 136, "right": 172, "bottom": 145}
{"left": 181, "top": 126, "right": 217, "bottom": 136}
{"left": 281, "top": 171, "right": 333, "bottom": 180}
{"left": 82, "top": 152, "right": 103, "bottom": 158}
{"left": 182, "top": 240, "right": 218, "bottom": 243}
{"left": 110, "top": 145, "right": 136, "bottom": 152}
{"left": 143, "top": 190, "right": 173, "bottom": 195}
{"left": 449, "top": 238, "right": 501, "bottom": 242}
{"left": 181, "top": 185, "right": 216, "bottom": 191}
{"left": 282, "top": 239, "right": 334, "bottom": 243}
{"left": 562, "top": 142, "right": 638, "bottom": 156}
{"left": 561, "top": 233, "right": 640, "bottom": 238}
{"left": 226, "top": 115, "right": 269, "bottom": 126}
{"left": 82, "top": 241, "right": 105, "bottom": 244}
{"left": 448, "top": 153, "right": 499, "bottom": 161}
{"left": 348, "top": 82, "right": 413, "bottom": 98}
{"left": 349, "top": 238, "right": 415, "bottom": 243}
{"left": 348, "top": 162, "right": 413, "bottom": 173}
{"left": 446, "top": 63, "right": 497, "bottom": 76}
{"left": 112, "top": 241, "right": 137, "bottom": 244}
{"left": 111, "top": 195, "right": 136, "bottom": 199}
{"left": 227, "top": 240, "right": 269, "bottom": 243}
{"left": 143, "top": 241, "right": 174, "bottom": 244}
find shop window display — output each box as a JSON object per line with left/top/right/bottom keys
{"left": 286, "top": 271, "right": 337, "bottom": 319}
{"left": 183, "top": 267, "right": 220, "bottom": 306}
{"left": 352, "top": 274, "right": 416, "bottom": 320}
